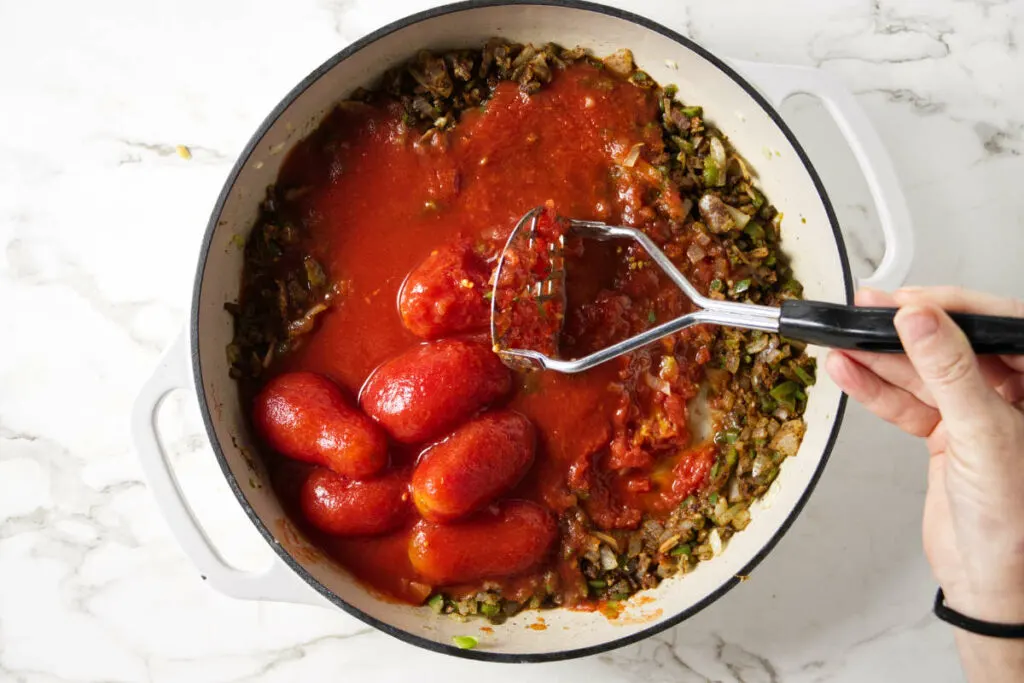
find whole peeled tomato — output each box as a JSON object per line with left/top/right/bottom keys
{"left": 300, "top": 467, "right": 411, "bottom": 536}
{"left": 253, "top": 371, "right": 388, "bottom": 479}
{"left": 408, "top": 500, "right": 557, "bottom": 585}
{"left": 359, "top": 339, "right": 511, "bottom": 444}
{"left": 412, "top": 410, "right": 535, "bottom": 522}
{"left": 399, "top": 239, "right": 492, "bottom": 339}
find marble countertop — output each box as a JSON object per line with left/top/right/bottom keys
{"left": 2, "top": 0, "right": 1022, "bottom": 680}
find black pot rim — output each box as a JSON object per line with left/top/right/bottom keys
{"left": 191, "top": 0, "right": 853, "bottom": 663}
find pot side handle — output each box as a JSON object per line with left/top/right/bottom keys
{"left": 131, "top": 329, "right": 326, "bottom": 607}
{"left": 732, "top": 60, "right": 915, "bottom": 292}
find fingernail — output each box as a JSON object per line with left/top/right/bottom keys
{"left": 894, "top": 306, "right": 938, "bottom": 345}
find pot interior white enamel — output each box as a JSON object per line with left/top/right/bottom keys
{"left": 191, "top": 1, "right": 850, "bottom": 660}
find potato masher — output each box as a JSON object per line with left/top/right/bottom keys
{"left": 490, "top": 206, "right": 1024, "bottom": 374}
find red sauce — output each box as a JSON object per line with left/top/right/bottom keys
{"left": 266, "top": 63, "right": 725, "bottom": 606}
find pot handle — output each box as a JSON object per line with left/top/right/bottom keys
{"left": 131, "top": 330, "right": 326, "bottom": 607}
{"left": 732, "top": 61, "right": 915, "bottom": 292}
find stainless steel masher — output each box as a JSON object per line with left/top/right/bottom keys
{"left": 490, "top": 206, "right": 1024, "bottom": 373}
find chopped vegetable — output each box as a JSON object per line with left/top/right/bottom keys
{"left": 770, "top": 381, "right": 799, "bottom": 401}
{"left": 452, "top": 635, "right": 479, "bottom": 649}
{"left": 793, "top": 364, "right": 815, "bottom": 386}
{"left": 708, "top": 137, "right": 728, "bottom": 187}
{"left": 622, "top": 142, "right": 644, "bottom": 168}
{"left": 702, "top": 158, "right": 720, "bottom": 187}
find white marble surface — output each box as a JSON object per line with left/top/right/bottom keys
{"left": 2, "top": 0, "right": 1023, "bottom": 680}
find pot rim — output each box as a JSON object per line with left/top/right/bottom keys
{"left": 191, "top": 0, "right": 853, "bottom": 663}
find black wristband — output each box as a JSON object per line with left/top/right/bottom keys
{"left": 934, "top": 588, "right": 1024, "bottom": 638}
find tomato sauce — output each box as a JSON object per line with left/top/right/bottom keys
{"left": 267, "top": 63, "right": 723, "bottom": 606}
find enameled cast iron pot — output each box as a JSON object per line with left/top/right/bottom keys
{"left": 133, "top": 0, "right": 914, "bottom": 662}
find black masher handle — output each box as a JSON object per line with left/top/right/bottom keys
{"left": 778, "top": 300, "right": 1024, "bottom": 354}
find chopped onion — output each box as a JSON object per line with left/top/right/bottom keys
{"left": 752, "top": 453, "right": 772, "bottom": 480}
{"left": 658, "top": 355, "right": 680, "bottom": 382}
{"left": 622, "top": 142, "right": 644, "bottom": 168}
{"left": 723, "top": 203, "right": 751, "bottom": 230}
{"left": 599, "top": 545, "right": 619, "bottom": 571}
{"left": 603, "top": 48, "right": 635, "bottom": 76}
{"left": 686, "top": 242, "right": 706, "bottom": 264}
{"left": 770, "top": 420, "right": 806, "bottom": 457}
{"left": 727, "top": 475, "right": 742, "bottom": 503}
{"left": 709, "top": 137, "right": 727, "bottom": 186}
{"left": 680, "top": 197, "right": 694, "bottom": 218}
{"left": 709, "top": 528, "right": 723, "bottom": 557}
{"left": 713, "top": 495, "right": 728, "bottom": 521}
{"left": 713, "top": 257, "right": 729, "bottom": 278}
{"left": 731, "top": 508, "right": 751, "bottom": 530}
{"left": 591, "top": 531, "right": 620, "bottom": 552}
{"left": 657, "top": 534, "right": 681, "bottom": 555}
{"left": 645, "top": 372, "right": 671, "bottom": 396}
{"left": 731, "top": 154, "right": 752, "bottom": 181}
{"left": 746, "top": 334, "right": 769, "bottom": 354}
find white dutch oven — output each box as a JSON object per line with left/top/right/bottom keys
{"left": 132, "top": 0, "right": 913, "bottom": 662}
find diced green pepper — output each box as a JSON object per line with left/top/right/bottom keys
{"left": 733, "top": 279, "right": 752, "bottom": 295}
{"left": 682, "top": 105, "right": 703, "bottom": 118}
{"left": 480, "top": 602, "right": 500, "bottom": 618}
{"left": 782, "top": 279, "right": 804, "bottom": 297}
{"left": 702, "top": 158, "right": 720, "bottom": 187}
{"left": 709, "top": 492, "right": 719, "bottom": 505}
{"left": 750, "top": 187, "right": 766, "bottom": 209}
{"left": 452, "top": 636, "right": 479, "bottom": 650}
{"left": 770, "top": 381, "right": 799, "bottom": 401}
{"left": 427, "top": 594, "right": 444, "bottom": 614}
{"left": 588, "top": 580, "right": 607, "bottom": 589}
{"left": 793, "top": 364, "right": 816, "bottom": 386}
{"left": 671, "top": 543, "right": 692, "bottom": 556}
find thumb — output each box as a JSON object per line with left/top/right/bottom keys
{"left": 894, "top": 304, "right": 1004, "bottom": 441}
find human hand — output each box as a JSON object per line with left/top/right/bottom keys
{"left": 826, "top": 287, "right": 1024, "bottom": 624}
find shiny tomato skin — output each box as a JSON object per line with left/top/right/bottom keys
{"left": 359, "top": 339, "right": 512, "bottom": 444}
{"left": 300, "top": 467, "right": 411, "bottom": 536}
{"left": 408, "top": 500, "right": 556, "bottom": 584}
{"left": 253, "top": 372, "right": 388, "bottom": 479}
{"left": 399, "top": 239, "right": 492, "bottom": 339}
{"left": 412, "top": 410, "right": 535, "bottom": 522}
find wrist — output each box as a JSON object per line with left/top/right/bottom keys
{"left": 943, "top": 578, "right": 1024, "bottom": 624}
